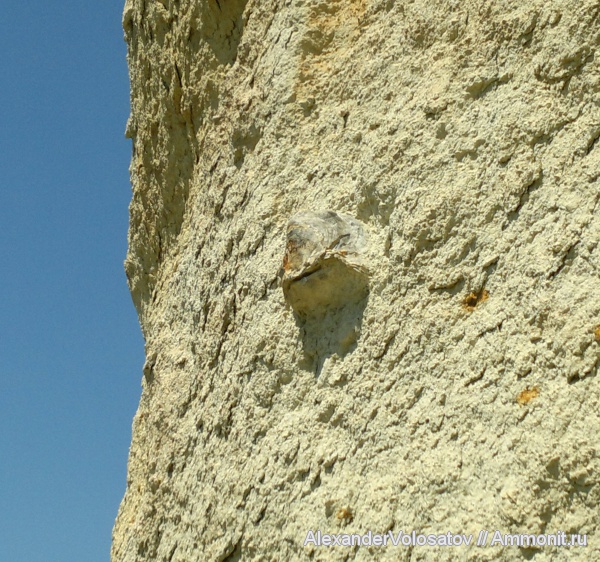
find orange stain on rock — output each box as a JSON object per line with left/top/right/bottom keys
{"left": 517, "top": 386, "right": 539, "bottom": 406}
{"left": 295, "top": 0, "right": 368, "bottom": 100}
{"left": 463, "top": 289, "right": 489, "bottom": 312}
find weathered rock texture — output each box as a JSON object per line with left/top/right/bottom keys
{"left": 113, "top": 0, "right": 600, "bottom": 560}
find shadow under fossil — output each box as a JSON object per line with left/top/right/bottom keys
{"left": 283, "top": 249, "right": 370, "bottom": 376}
{"left": 294, "top": 291, "right": 369, "bottom": 377}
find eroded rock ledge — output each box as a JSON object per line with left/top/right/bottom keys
{"left": 113, "top": 0, "right": 600, "bottom": 560}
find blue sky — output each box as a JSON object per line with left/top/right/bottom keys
{"left": 0, "top": 2, "right": 144, "bottom": 561}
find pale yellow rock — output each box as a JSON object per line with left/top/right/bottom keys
{"left": 113, "top": 0, "right": 600, "bottom": 560}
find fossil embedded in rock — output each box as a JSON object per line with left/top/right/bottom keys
{"left": 282, "top": 211, "right": 369, "bottom": 315}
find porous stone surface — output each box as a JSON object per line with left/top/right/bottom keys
{"left": 113, "top": 0, "right": 600, "bottom": 560}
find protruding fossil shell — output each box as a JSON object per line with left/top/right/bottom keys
{"left": 282, "top": 211, "right": 370, "bottom": 315}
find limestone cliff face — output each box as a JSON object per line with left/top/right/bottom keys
{"left": 113, "top": 0, "right": 600, "bottom": 560}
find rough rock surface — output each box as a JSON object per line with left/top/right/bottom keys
{"left": 113, "top": 0, "right": 600, "bottom": 560}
